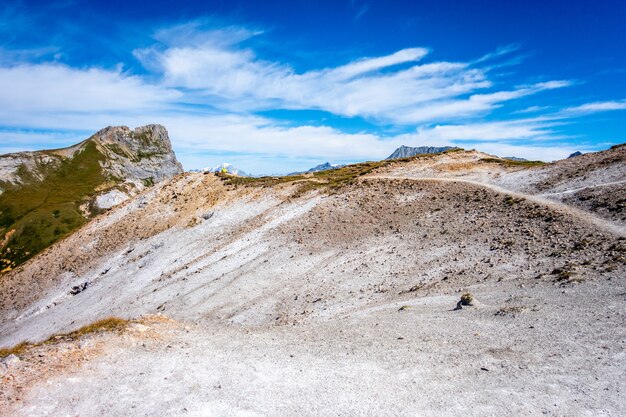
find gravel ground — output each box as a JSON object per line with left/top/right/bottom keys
{"left": 3, "top": 277, "right": 625, "bottom": 417}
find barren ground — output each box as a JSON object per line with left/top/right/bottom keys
{"left": 1, "top": 147, "right": 625, "bottom": 416}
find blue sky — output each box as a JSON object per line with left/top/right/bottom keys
{"left": 0, "top": 0, "right": 625, "bottom": 174}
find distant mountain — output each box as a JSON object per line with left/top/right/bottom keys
{"left": 293, "top": 162, "right": 346, "bottom": 174}
{"left": 386, "top": 145, "right": 456, "bottom": 160}
{"left": 0, "top": 124, "right": 183, "bottom": 272}
{"left": 198, "top": 163, "right": 249, "bottom": 177}
{"left": 568, "top": 151, "right": 583, "bottom": 159}
{"left": 288, "top": 162, "right": 346, "bottom": 175}
{"left": 306, "top": 162, "right": 346, "bottom": 173}
{"left": 503, "top": 156, "right": 528, "bottom": 162}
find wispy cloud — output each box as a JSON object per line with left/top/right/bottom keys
{"left": 0, "top": 63, "right": 181, "bottom": 134}
{"left": 134, "top": 26, "right": 571, "bottom": 125}
{"left": 354, "top": 4, "right": 370, "bottom": 21}
{"left": 474, "top": 43, "right": 521, "bottom": 63}
{"left": 559, "top": 100, "right": 626, "bottom": 115}
{"left": 514, "top": 105, "right": 551, "bottom": 114}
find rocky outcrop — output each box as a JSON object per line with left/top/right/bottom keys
{"left": 91, "top": 124, "right": 183, "bottom": 184}
{"left": 386, "top": 145, "right": 456, "bottom": 160}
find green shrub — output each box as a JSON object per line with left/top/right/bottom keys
{"left": 460, "top": 293, "right": 473, "bottom": 306}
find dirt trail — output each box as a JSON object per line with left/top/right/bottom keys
{"left": 367, "top": 175, "right": 626, "bottom": 237}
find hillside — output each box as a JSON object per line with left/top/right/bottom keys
{"left": 0, "top": 144, "right": 624, "bottom": 416}
{"left": 0, "top": 125, "right": 183, "bottom": 272}
{"left": 374, "top": 144, "right": 626, "bottom": 225}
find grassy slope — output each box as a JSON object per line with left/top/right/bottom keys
{"left": 0, "top": 141, "right": 107, "bottom": 272}
{"left": 478, "top": 157, "right": 545, "bottom": 167}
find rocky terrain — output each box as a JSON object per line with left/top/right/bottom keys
{"left": 0, "top": 144, "right": 624, "bottom": 416}
{"left": 0, "top": 125, "right": 183, "bottom": 271}
{"left": 375, "top": 144, "right": 626, "bottom": 226}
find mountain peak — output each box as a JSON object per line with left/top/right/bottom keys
{"left": 88, "top": 124, "right": 183, "bottom": 183}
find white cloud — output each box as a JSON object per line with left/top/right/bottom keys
{"left": 330, "top": 48, "right": 428, "bottom": 79}
{"left": 159, "top": 114, "right": 577, "bottom": 172}
{"left": 160, "top": 113, "right": 395, "bottom": 161}
{"left": 161, "top": 115, "right": 556, "bottom": 161}
{"left": 154, "top": 22, "right": 262, "bottom": 48}
{"left": 514, "top": 105, "right": 551, "bottom": 114}
{"left": 135, "top": 32, "right": 570, "bottom": 124}
{"left": 474, "top": 43, "right": 521, "bottom": 63}
{"left": 559, "top": 100, "right": 626, "bottom": 115}
{"left": 410, "top": 120, "right": 555, "bottom": 142}
{"left": 0, "top": 63, "right": 179, "bottom": 116}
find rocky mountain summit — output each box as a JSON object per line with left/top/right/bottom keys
{"left": 386, "top": 145, "right": 457, "bottom": 159}
{"left": 0, "top": 124, "right": 183, "bottom": 271}
{"left": 88, "top": 124, "right": 183, "bottom": 185}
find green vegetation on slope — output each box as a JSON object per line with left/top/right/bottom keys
{"left": 0, "top": 317, "right": 130, "bottom": 358}
{"left": 0, "top": 141, "right": 108, "bottom": 272}
{"left": 478, "top": 157, "right": 545, "bottom": 167}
